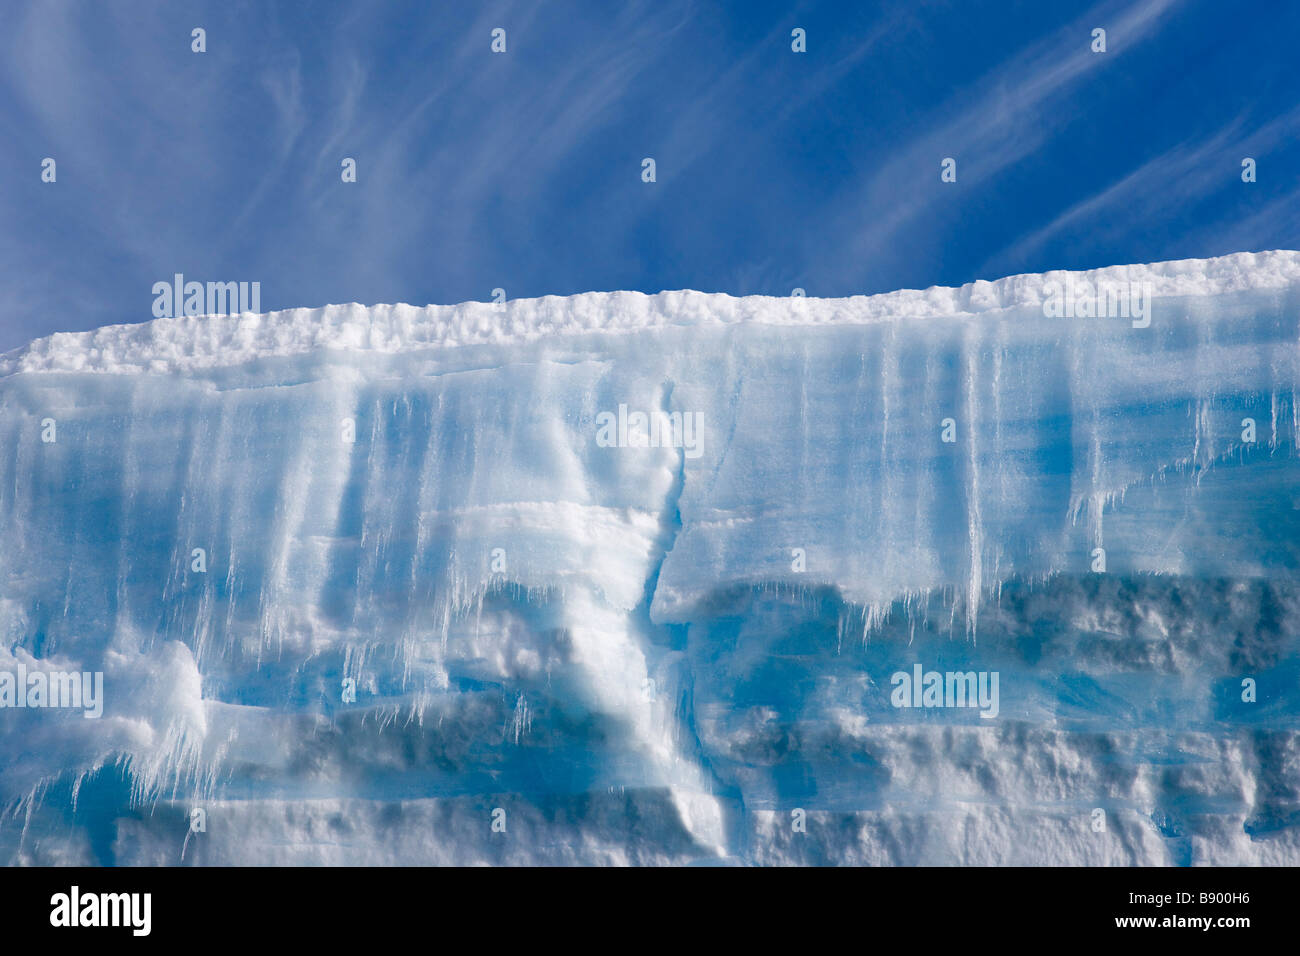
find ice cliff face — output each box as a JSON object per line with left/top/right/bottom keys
{"left": 2, "top": 250, "right": 1300, "bottom": 865}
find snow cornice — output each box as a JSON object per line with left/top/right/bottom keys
{"left": 4, "top": 249, "right": 1299, "bottom": 376}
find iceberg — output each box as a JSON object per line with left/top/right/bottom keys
{"left": 2, "top": 250, "right": 1299, "bottom": 865}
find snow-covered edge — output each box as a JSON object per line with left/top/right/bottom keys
{"left": 5, "top": 250, "right": 1299, "bottom": 376}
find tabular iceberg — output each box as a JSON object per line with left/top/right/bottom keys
{"left": 2, "top": 250, "right": 1299, "bottom": 865}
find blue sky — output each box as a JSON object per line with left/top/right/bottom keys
{"left": 1, "top": 0, "right": 1297, "bottom": 351}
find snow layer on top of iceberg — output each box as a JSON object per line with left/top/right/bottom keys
{"left": 4, "top": 250, "right": 1300, "bottom": 376}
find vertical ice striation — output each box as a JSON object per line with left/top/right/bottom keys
{"left": 2, "top": 250, "right": 1300, "bottom": 864}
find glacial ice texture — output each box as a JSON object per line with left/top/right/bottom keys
{"left": 2, "top": 250, "right": 1300, "bottom": 865}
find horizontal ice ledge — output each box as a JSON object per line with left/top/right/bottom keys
{"left": 5, "top": 249, "right": 1300, "bottom": 375}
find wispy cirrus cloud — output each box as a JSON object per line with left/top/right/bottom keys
{"left": 989, "top": 104, "right": 1300, "bottom": 270}
{"left": 816, "top": 0, "right": 1182, "bottom": 288}
{"left": 1, "top": 0, "right": 1297, "bottom": 351}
